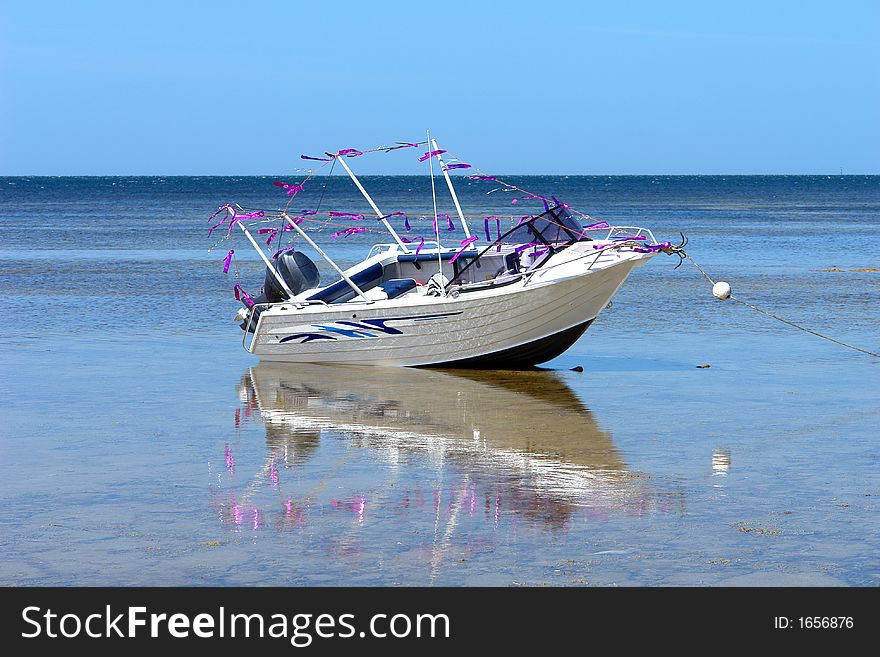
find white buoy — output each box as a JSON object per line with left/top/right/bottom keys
{"left": 712, "top": 281, "right": 731, "bottom": 300}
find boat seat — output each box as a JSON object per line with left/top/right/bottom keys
{"left": 380, "top": 278, "right": 418, "bottom": 299}
{"left": 305, "top": 263, "right": 384, "bottom": 304}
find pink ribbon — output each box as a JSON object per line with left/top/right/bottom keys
{"left": 418, "top": 149, "right": 447, "bottom": 162}
{"left": 222, "top": 249, "right": 234, "bottom": 274}
{"left": 402, "top": 236, "right": 425, "bottom": 256}
{"left": 273, "top": 182, "right": 303, "bottom": 196}
{"left": 450, "top": 236, "right": 478, "bottom": 264}
{"left": 582, "top": 221, "right": 610, "bottom": 231}
{"left": 234, "top": 285, "right": 254, "bottom": 308}
{"left": 331, "top": 227, "right": 366, "bottom": 239}
{"left": 208, "top": 204, "right": 234, "bottom": 236}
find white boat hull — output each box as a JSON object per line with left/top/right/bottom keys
{"left": 247, "top": 252, "right": 651, "bottom": 367}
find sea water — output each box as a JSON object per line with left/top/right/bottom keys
{"left": 1, "top": 175, "right": 878, "bottom": 586}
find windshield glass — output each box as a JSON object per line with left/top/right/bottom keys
{"left": 447, "top": 205, "right": 589, "bottom": 288}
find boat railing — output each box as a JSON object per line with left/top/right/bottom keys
{"left": 521, "top": 225, "right": 660, "bottom": 285}
{"left": 603, "top": 226, "right": 658, "bottom": 244}
{"left": 241, "top": 303, "right": 269, "bottom": 352}
{"left": 366, "top": 243, "right": 402, "bottom": 259}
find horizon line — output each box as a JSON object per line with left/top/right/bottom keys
{"left": 2, "top": 172, "right": 878, "bottom": 178}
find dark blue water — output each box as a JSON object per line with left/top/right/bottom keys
{"left": 1, "top": 176, "right": 878, "bottom": 585}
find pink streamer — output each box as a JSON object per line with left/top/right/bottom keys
{"left": 418, "top": 149, "right": 447, "bottom": 162}
{"left": 207, "top": 204, "right": 234, "bottom": 236}
{"left": 450, "top": 236, "right": 478, "bottom": 264}
{"left": 402, "top": 236, "right": 425, "bottom": 256}
{"left": 233, "top": 285, "right": 254, "bottom": 308}
{"left": 582, "top": 221, "right": 611, "bottom": 231}
{"left": 331, "top": 226, "right": 366, "bottom": 239}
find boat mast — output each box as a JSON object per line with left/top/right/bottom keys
{"left": 334, "top": 155, "right": 410, "bottom": 252}
{"left": 281, "top": 213, "right": 372, "bottom": 303}
{"left": 427, "top": 129, "right": 446, "bottom": 297}
{"left": 432, "top": 139, "right": 471, "bottom": 239}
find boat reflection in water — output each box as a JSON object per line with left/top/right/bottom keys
{"left": 216, "top": 363, "right": 671, "bottom": 543}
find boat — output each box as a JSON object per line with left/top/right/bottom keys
{"left": 210, "top": 137, "right": 675, "bottom": 367}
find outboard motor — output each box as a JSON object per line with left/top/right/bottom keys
{"left": 262, "top": 250, "right": 320, "bottom": 302}
{"left": 239, "top": 251, "right": 320, "bottom": 332}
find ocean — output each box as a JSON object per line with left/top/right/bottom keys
{"left": 1, "top": 175, "right": 878, "bottom": 586}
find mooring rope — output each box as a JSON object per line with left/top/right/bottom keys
{"left": 678, "top": 250, "right": 880, "bottom": 359}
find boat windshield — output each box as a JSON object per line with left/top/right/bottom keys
{"left": 446, "top": 205, "right": 590, "bottom": 289}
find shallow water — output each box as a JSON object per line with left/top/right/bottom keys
{"left": 1, "top": 175, "right": 878, "bottom": 586}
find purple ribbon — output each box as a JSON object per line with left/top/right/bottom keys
{"left": 483, "top": 216, "right": 493, "bottom": 241}
{"left": 301, "top": 154, "right": 332, "bottom": 162}
{"left": 443, "top": 163, "right": 471, "bottom": 170}
{"left": 611, "top": 234, "right": 647, "bottom": 241}
{"left": 468, "top": 175, "right": 498, "bottom": 182}
{"left": 273, "top": 182, "right": 303, "bottom": 196}
{"left": 436, "top": 213, "right": 455, "bottom": 232}
{"left": 450, "top": 236, "right": 478, "bottom": 264}
{"left": 514, "top": 242, "right": 542, "bottom": 254}
{"left": 511, "top": 194, "right": 546, "bottom": 205}
{"left": 207, "top": 204, "right": 234, "bottom": 236}
{"left": 234, "top": 285, "right": 254, "bottom": 308}
{"left": 259, "top": 227, "right": 292, "bottom": 245}
{"left": 582, "top": 222, "right": 610, "bottom": 231}
{"left": 634, "top": 242, "right": 672, "bottom": 253}
{"left": 223, "top": 249, "right": 234, "bottom": 274}
{"left": 418, "top": 149, "right": 447, "bottom": 162}
{"left": 331, "top": 227, "right": 366, "bottom": 239}
{"left": 404, "top": 215, "right": 412, "bottom": 232}
{"left": 337, "top": 148, "right": 363, "bottom": 157}
{"left": 226, "top": 214, "right": 240, "bottom": 236}
{"left": 379, "top": 211, "right": 406, "bottom": 221}
{"left": 328, "top": 211, "right": 365, "bottom": 220}
{"left": 271, "top": 246, "right": 296, "bottom": 260}
{"left": 219, "top": 209, "right": 262, "bottom": 236}
{"left": 402, "top": 236, "right": 425, "bottom": 256}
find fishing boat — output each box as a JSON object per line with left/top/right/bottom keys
{"left": 210, "top": 137, "right": 675, "bottom": 367}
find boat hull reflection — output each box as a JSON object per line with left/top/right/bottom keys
{"left": 237, "top": 364, "right": 663, "bottom": 528}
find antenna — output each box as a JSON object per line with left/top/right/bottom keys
{"left": 433, "top": 139, "right": 471, "bottom": 239}
{"left": 427, "top": 129, "right": 446, "bottom": 297}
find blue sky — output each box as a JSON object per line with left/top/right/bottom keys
{"left": 1, "top": 1, "right": 878, "bottom": 175}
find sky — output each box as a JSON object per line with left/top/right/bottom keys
{"left": 1, "top": 1, "right": 878, "bottom": 175}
